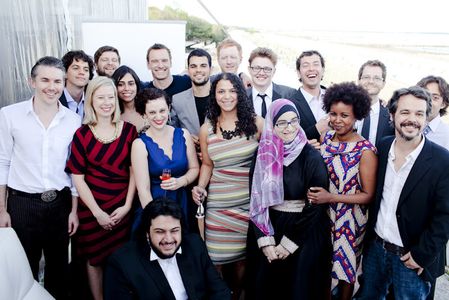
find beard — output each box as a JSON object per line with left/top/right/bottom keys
{"left": 192, "top": 77, "right": 210, "bottom": 87}
{"left": 149, "top": 239, "right": 181, "bottom": 259}
{"left": 397, "top": 121, "right": 421, "bottom": 141}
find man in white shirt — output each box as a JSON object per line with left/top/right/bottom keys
{"left": 60, "top": 50, "right": 95, "bottom": 117}
{"left": 417, "top": 75, "right": 449, "bottom": 150}
{"left": 104, "top": 198, "right": 230, "bottom": 300}
{"left": 0, "top": 56, "right": 81, "bottom": 299}
{"left": 246, "top": 47, "right": 297, "bottom": 118}
{"left": 357, "top": 60, "right": 395, "bottom": 146}
{"left": 357, "top": 87, "right": 449, "bottom": 300}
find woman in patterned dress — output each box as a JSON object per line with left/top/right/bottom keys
{"left": 66, "top": 76, "right": 137, "bottom": 300}
{"left": 192, "top": 73, "right": 264, "bottom": 300}
{"left": 307, "top": 82, "right": 378, "bottom": 300}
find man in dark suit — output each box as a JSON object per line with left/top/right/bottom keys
{"left": 60, "top": 50, "right": 95, "bottom": 117}
{"left": 104, "top": 198, "right": 231, "bottom": 300}
{"left": 246, "top": 47, "right": 298, "bottom": 118}
{"left": 357, "top": 60, "right": 394, "bottom": 147}
{"left": 292, "top": 50, "right": 330, "bottom": 140}
{"left": 356, "top": 87, "right": 449, "bottom": 300}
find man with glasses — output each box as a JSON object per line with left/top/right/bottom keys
{"left": 357, "top": 60, "right": 394, "bottom": 146}
{"left": 247, "top": 47, "right": 297, "bottom": 118}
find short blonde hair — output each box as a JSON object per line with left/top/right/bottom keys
{"left": 83, "top": 76, "right": 121, "bottom": 125}
{"left": 217, "top": 38, "right": 242, "bottom": 58}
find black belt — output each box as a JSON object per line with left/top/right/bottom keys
{"left": 375, "top": 234, "right": 406, "bottom": 256}
{"left": 9, "top": 187, "right": 70, "bottom": 203}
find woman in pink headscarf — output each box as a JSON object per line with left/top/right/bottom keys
{"left": 247, "top": 99, "right": 332, "bottom": 300}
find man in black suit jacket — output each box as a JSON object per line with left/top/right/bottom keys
{"left": 357, "top": 60, "right": 394, "bottom": 147}
{"left": 104, "top": 198, "right": 231, "bottom": 300}
{"left": 357, "top": 87, "right": 449, "bottom": 300}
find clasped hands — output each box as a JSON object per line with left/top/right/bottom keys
{"left": 262, "top": 244, "right": 290, "bottom": 263}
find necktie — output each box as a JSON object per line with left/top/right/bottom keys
{"left": 258, "top": 94, "right": 267, "bottom": 118}
{"left": 423, "top": 125, "right": 431, "bottom": 136}
{"left": 361, "top": 115, "right": 371, "bottom": 140}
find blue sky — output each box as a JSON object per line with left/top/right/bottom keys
{"left": 148, "top": 0, "right": 448, "bottom": 33}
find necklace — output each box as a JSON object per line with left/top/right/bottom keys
{"left": 89, "top": 122, "right": 121, "bottom": 144}
{"left": 220, "top": 126, "right": 239, "bottom": 140}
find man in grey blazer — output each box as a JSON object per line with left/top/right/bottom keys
{"left": 246, "top": 47, "right": 298, "bottom": 118}
{"left": 171, "top": 49, "right": 212, "bottom": 150}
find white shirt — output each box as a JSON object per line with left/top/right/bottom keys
{"left": 63, "top": 88, "right": 85, "bottom": 118}
{"left": 252, "top": 84, "right": 273, "bottom": 117}
{"left": 300, "top": 87, "right": 326, "bottom": 121}
{"left": 150, "top": 247, "right": 187, "bottom": 300}
{"left": 425, "top": 115, "right": 449, "bottom": 150}
{"left": 0, "top": 98, "right": 81, "bottom": 194}
{"left": 375, "top": 137, "right": 425, "bottom": 246}
{"left": 356, "top": 101, "right": 381, "bottom": 144}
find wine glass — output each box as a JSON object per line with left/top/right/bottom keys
{"left": 161, "top": 169, "right": 171, "bottom": 196}
{"left": 196, "top": 192, "right": 205, "bottom": 219}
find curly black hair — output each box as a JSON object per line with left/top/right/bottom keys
{"left": 323, "top": 82, "right": 371, "bottom": 120}
{"left": 135, "top": 88, "right": 170, "bottom": 116}
{"left": 208, "top": 73, "right": 257, "bottom": 139}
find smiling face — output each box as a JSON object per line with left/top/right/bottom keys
{"left": 358, "top": 65, "right": 385, "bottom": 99}
{"left": 144, "top": 97, "right": 170, "bottom": 129}
{"left": 147, "top": 49, "right": 172, "bottom": 81}
{"left": 329, "top": 101, "right": 357, "bottom": 137}
{"left": 66, "top": 59, "right": 90, "bottom": 88}
{"left": 148, "top": 215, "right": 182, "bottom": 259}
{"left": 215, "top": 79, "right": 238, "bottom": 112}
{"left": 92, "top": 84, "right": 117, "bottom": 119}
{"left": 273, "top": 111, "right": 300, "bottom": 143}
{"left": 249, "top": 56, "right": 275, "bottom": 91}
{"left": 425, "top": 82, "right": 446, "bottom": 121}
{"left": 297, "top": 54, "right": 324, "bottom": 90}
{"left": 218, "top": 46, "right": 242, "bottom": 74}
{"left": 117, "top": 73, "right": 137, "bottom": 103}
{"left": 31, "top": 65, "right": 65, "bottom": 106}
{"left": 96, "top": 51, "right": 120, "bottom": 77}
{"left": 392, "top": 94, "right": 427, "bottom": 142}
{"left": 188, "top": 55, "right": 211, "bottom": 86}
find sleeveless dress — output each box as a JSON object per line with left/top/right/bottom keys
{"left": 139, "top": 127, "right": 189, "bottom": 216}
{"left": 205, "top": 122, "right": 259, "bottom": 264}
{"left": 320, "top": 130, "right": 376, "bottom": 287}
{"left": 65, "top": 122, "right": 137, "bottom": 265}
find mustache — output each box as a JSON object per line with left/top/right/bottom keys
{"left": 400, "top": 121, "right": 421, "bottom": 129}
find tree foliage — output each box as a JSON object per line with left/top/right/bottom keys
{"left": 148, "top": 6, "right": 226, "bottom": 44}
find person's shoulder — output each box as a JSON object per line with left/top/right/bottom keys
{"left": 1, "top": 99, "right": 30, "bottom": 114}
{"left": 172, "top": 87, "right": 193, "bottom": 101}
{"left": 173, "top": 74, "right": 191, "bottom": 83}
{"left": 427, "top": 138, "right": 449, "bottom": 160}
{"left": 182, "top": 233, "right": 206, "bottom": 250}
{"left": 109, "top": 240, "right": 140, "bottom": 262}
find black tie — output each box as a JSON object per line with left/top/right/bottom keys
{"left": 361, "top": 115, "right": 371, "bottom": 139}
{"left": 258, "top": 94, "right": 267, "bottom": 118}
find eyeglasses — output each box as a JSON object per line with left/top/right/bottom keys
{"left": 250, "top": 66, "right": 273, "bottom": 74}
{"left": 275, "top": 118, "right": 300, "bottom": 129}
{"left": 360, "top": 75, "right": 384, "bottom": 82}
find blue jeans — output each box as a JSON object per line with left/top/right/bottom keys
{"left": 356, "top": 240, "right": 430, "bottom": 300}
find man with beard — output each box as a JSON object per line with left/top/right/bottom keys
{"left": 356, "top": 60, "right": 394, "bottom": 147}
{"left": 94, "top": 45, "right": 120, "bottom": 77}
{"left": 143, "top": 43, "right": 191, "bottom": 97}
{"left": 356, "top": 87, "right": 449, "bottom": 300}
{"left": 104, "top": 198, "right": 231, "bottom": 300}
{"left": 171, "top": 49, "right": 212, "bottom": 146}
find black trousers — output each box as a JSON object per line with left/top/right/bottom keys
{"left": 8, "top": 188, "right": 71, "bottom": 300}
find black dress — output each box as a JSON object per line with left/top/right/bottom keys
{"left": 246, "top": 144, "right": 332, "bottom": 300}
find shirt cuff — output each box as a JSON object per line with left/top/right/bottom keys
{"left": 257, "top": 236, "right": 276, "bottom": 248}
{"left": 280, "top": 235, "right": 299, "bottom": 254}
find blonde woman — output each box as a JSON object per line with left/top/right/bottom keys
{"left": 66, "top": 76, "right": 137, "bottom": 300}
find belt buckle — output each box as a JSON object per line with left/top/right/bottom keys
{"left": 41, "top": 190, "right": 57, "bottom": 202}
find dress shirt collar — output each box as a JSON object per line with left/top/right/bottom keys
{"left": 150, "top": 246, "right": 182, "bottom": 261}
{"left": 26, "top": 97, "right": 68, "bottom": 119}
{"left": 388, "top": 135, "right": 426, "bottom": 163}
{"left": 427, "top": 114, "right": 442, "bottom": 132}
{"left": 252, "top": 83, "right": 273, "bottom": 100}
{"left": 300, "top": 87, "right": 324, "bottom": 104}
{"left": 371, "top": 101, "right": 380, "bottom": 115}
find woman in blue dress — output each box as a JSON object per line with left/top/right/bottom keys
{"left": 131, "top": 88, "right": 199, "bottom": 226}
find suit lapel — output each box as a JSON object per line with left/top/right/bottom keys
{"left": 59, "top": 92, "right": 69, "bottom": 108}
{"left": 272, "top": 83, "right": 281, "bottom": 100}
{"left": 184, "top": 89, "right": 201, "bottom": 132}
{"left": 374, "top": 137, "right": 393, "bottom": 216}
{"left": 376, "top": 105, "right": 390, "bottom": 145}
{"left": 176, "top": 253, "right": 198, "bottom": 300}
{"left": 397, "top": 139, "right": 433, "bottom": 207}
{"left": 140, "top": 253, "right": 176, "bottom": 300}
{"left": 294, "top": 90, "right": 316, "bottom": 124}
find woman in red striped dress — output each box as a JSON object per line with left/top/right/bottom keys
{"left": 66, "top": 76, "right": 137, "bottom": 300}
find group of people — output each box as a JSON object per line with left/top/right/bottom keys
{"left": 0, "top": 37, "right": 448, "bottom": 300}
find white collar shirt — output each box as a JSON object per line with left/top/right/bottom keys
{"left": 375, "top": 136, "right": 425, "bottom": 246}
{"left": 150, "top": 247, "right": 187, "bottom": 300}
{"left": 252, "top": 84, "right": 273, "bottom": 117}
{"left": 425, "top": 114, "right": 449, "bottom": 150}
{"left": 356, "top": 101, "right": 381, "bottom": 144}
{"left": 300, "top": 87, "right": 326, "bottom": 121}
{"left": 0, "top": 98, "right": 81, "bottom": 194}
{"left": 63, "top": 88, "right": 85, "bottom": 118}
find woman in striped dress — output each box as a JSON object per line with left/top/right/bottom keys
{"left": 192, "top": 73, "right": 263, "bottom": 299}
{"left": 66, "top": 77, "right": 137, "bottom": 300}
